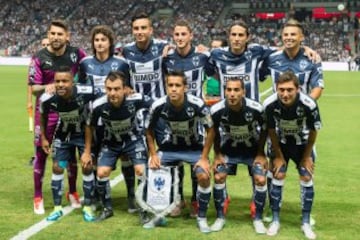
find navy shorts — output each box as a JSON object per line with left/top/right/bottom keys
{"left": 221, "top": 154, "right": 256, "bottom": 176}
{"left": 157, "top": 150, "right": 202, "bottom": 166}
{"left": 271, "top": 143, "right": 315, "bottom": 174}
{"left": 52, "top": 135, "right": 85, "bottom": 166}
{"left": 98, "top": 138, "right": 147, "bottom": 167}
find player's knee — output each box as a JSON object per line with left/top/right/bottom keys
{"left": 214, "top": 172, "right": 226, "bottom": 184}
{"left": 82, "top": 165, "right": 93, "bottom": 175}
{"left": 254, "top": 175, "right": 266, "bottom": 186}
{"left": 196, "top": 173, "right": 210, "bottom": 187}
{"left": 134, "top": 164, "right": 145, "bottom": 177}
{"left": 97, "top": 167, "right": 111, "bottom": 178}
{"left": 53, "top": 162, "right": 65, "bottom": 174}
{"left": 299, "top": 167, "right": 313, "bottom": 182}
{"left": 252, "top": 163, "right": 267, "bottom": 185}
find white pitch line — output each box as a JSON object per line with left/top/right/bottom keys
{"left": 322, "top": 94, "right": 360, "bottom": 97}
{"left": 260, "top": 87, "right": 272, "bottom": 97}
{"left": 11, "top": 174, "right": 124, "bottom": 240}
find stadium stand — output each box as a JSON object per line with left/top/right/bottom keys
{"left": 0, "top": 0, "right": 359, "bottom": 61}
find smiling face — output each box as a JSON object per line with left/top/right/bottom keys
{"left": 54, "top": 71, "right": 74, "bottom": 99}
{"left": 277, "top": 80, "right": 299, "bottom": 107}
{"left": 47, "top": 25, "right": 68, "bottom": 52}
{"left": 132, "top": 17, "right": 153, "bottom": 47}
{"left": 281, "top": 26, "right": 304, "bottom": 51}
{"left": 173, "top": 25, "right": 193, "bottom": 51}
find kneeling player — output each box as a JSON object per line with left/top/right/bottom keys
{"left": 209, "top": 78, "right": 268, "bottom": 233}
{"left": 145, "top": 71, "right": 214, "bottom": 232}
{"left": 81, "top": 71, "right": 152, "bottom": 222}
{"left": 40, "top": 66, "right": 96, "bottom": 221}
{"left": 263, "top": 71, "right": 321, "bottom": 239}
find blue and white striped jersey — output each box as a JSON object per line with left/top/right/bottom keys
{"left": 145, "top": 94, "right": 213, "bottom": 151}
{"left": 123, "top": 39, "right": 168, "bottom": 100}
{"left": 163, "top": 46, "right": 211, "bottom": 98}
{"left": 79, "top": 55, "right": 130, "bottom": 97}
{"left": 263, "top": 48, "right": 324, "bottom": 94}
{"left": 208, "top": 44, "right": 275, "bottom": 101}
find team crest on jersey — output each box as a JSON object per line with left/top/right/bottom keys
{"left": 192, "top": 56, "right": 200, "bottom": 67}
{"left": 245, "top": 50, "right": 252, "bottom": 61}
{"left": 76, "top": 96, "right": 84, "bottom": 107}
{"left": 244, "top": 111, "right": 253, "bottom": 122}
{"left": 151, "top": 46, "right": 159, "bottom": 56}
{"left": 111, "top": 62, "right": 119, "bottom": 71}
{"left": 296, "top": 106, "right": 304, "bottom": 117}
{"left": 153, "top": 176, "right": 166, "bottom": 191}
{"left": 70, "top": 53, "right": 78, "bottom": 63}
{"left": 299, "top": 60, "right": 308, "bottom": 70}
{"left": 186, "top": 107, "right": 195, "bottom": 117}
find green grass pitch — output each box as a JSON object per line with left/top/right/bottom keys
{"left": 1, "top": 66, "right": 359, "bottom": 239}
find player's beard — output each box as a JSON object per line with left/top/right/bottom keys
{"left": 50, "top": 41, "right": 66, "bottom": 51}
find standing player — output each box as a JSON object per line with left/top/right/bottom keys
{"left": 28, "top": 19, "right": 87, "bottom": 214}
{"left": 78, "top": 25, "right": 136, "bottom": 213}
{"left": 27, "top": 37, "right": 50, "bottom": 166}
{"left": 162, "top": 20, "right": 213, "bottom": 217}
{"left": 209, "top": 78, "right": 268, "bottom": 233}
{"left": 262, "top": 19, "right": 324, "bottom": 100}
{"left": 207, "top": 20, "right": 275, "bottom": 218}
{"left": 81, "top": 71, "right": 152, "bottom": 221}
{"left": 261, "top": 19, "right": 324, "bottom": 224}
{"left": 122, "top": 11, "right": 169, "bottom": 222}
{"left": 40, "top": 66, "right": 96, "bottom": 221}
{"left": 145, "top": 71, "right": 214, "bottom": 232}
{"left": 263, "top": 71, "right": 321, "bottom": 239}
{"left": 122, "top": 12, "right": 168, "bottom": 100}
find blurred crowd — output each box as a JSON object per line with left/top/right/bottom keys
{"left": 1, "top": 0, "right": 359, "bottom": 61}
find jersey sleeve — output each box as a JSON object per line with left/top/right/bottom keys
{"left": 309, "top": 62, "right": 325, "bottom": 89}
{"left": 306, "top": 104, "right": 322, "bottom": 131}
{"left": 199, "top": 104, "right": 213, "bottom": 129}
{"left": 28, "top": 56, "right": 43, "bottom": 85}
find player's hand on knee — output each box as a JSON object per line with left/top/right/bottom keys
{"left": 272, "top": 157, "right": 286, "bottom": 179}
{"left": 81, "top": 152, "right": 92, "bottom": 168}
{"left": 194, "top": 159, "right": 210, "bottom": 177}
{"left": 301, "top": 156, "right": 314, "bottom": 176}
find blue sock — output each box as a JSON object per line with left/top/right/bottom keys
{"left": 197, "top": 185, "right": 211, "bottom": 218}
{"left": 97, "top": 177, "right": 112, "bottom": 210}
{"left": 213, "top": 183, "right": 226, "bottom": 218}
{"left": 82, "top": 173, "right": 94, "bottom": 206}
{"left": 270, "top": 178, "right": 284, "bottom": 222}
{"left": 300, "top": 180, "right": 314, "bottom": 224}
{"left": 51, "top": 173, "right": 64, "bottom": 206}
{"left": 254, "top": 185, "right": 267, "bottom": 220}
